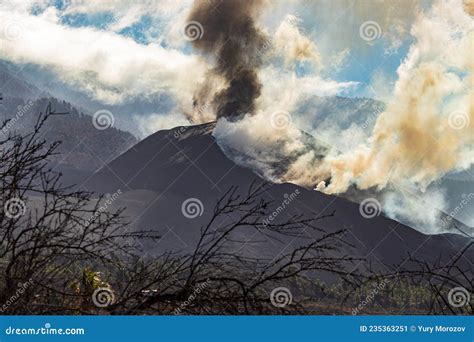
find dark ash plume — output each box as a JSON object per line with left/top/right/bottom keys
{"left": 188, "top": 0, "right": 267, "bottom": 121}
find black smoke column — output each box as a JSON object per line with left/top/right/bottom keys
{"left": 188, "top": 0, "right": 267, "bottom": 120}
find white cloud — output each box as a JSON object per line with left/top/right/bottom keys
{"left": 0, "top": 5, "right": 208, "bottom": 110}
{"left": 62, "top": 0, "right": 192, "bottom": 32}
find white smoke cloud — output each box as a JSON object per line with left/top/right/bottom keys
{"left": 296, "top": 0, "right": 473, "bottom": 233}
{"left": 382, "top": 184, "right": 448, "bottom": 235}
{"left": 215, "top": 0, "right": 474, "bottom": 235}
{"left": 320, "top": 0, "right": 473, "bottom": 194}
{"left": 213, "top": 57, "right": 358, "bottom": 177}
{"left": 135, "top": 111, "right": 192, "bottom": 136}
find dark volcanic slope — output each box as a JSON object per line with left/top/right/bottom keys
{"left": 84, "top": 123, "right": 472, "bottom": 274}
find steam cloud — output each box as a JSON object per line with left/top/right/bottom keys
{"left": 212, "top": 0, "right": 473, "bottom": 235}
{"left": 308, "top": 0, "right": 473, "bottom": 194}
{"left": 187, "top": 0, "right": 267, "bottom": 121}
{"left": 285, "top": 0, "right": 473, "bottom": 233}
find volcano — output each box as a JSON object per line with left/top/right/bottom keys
{"left": 82, "top": 122, "right": 473, "bottom": 277}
